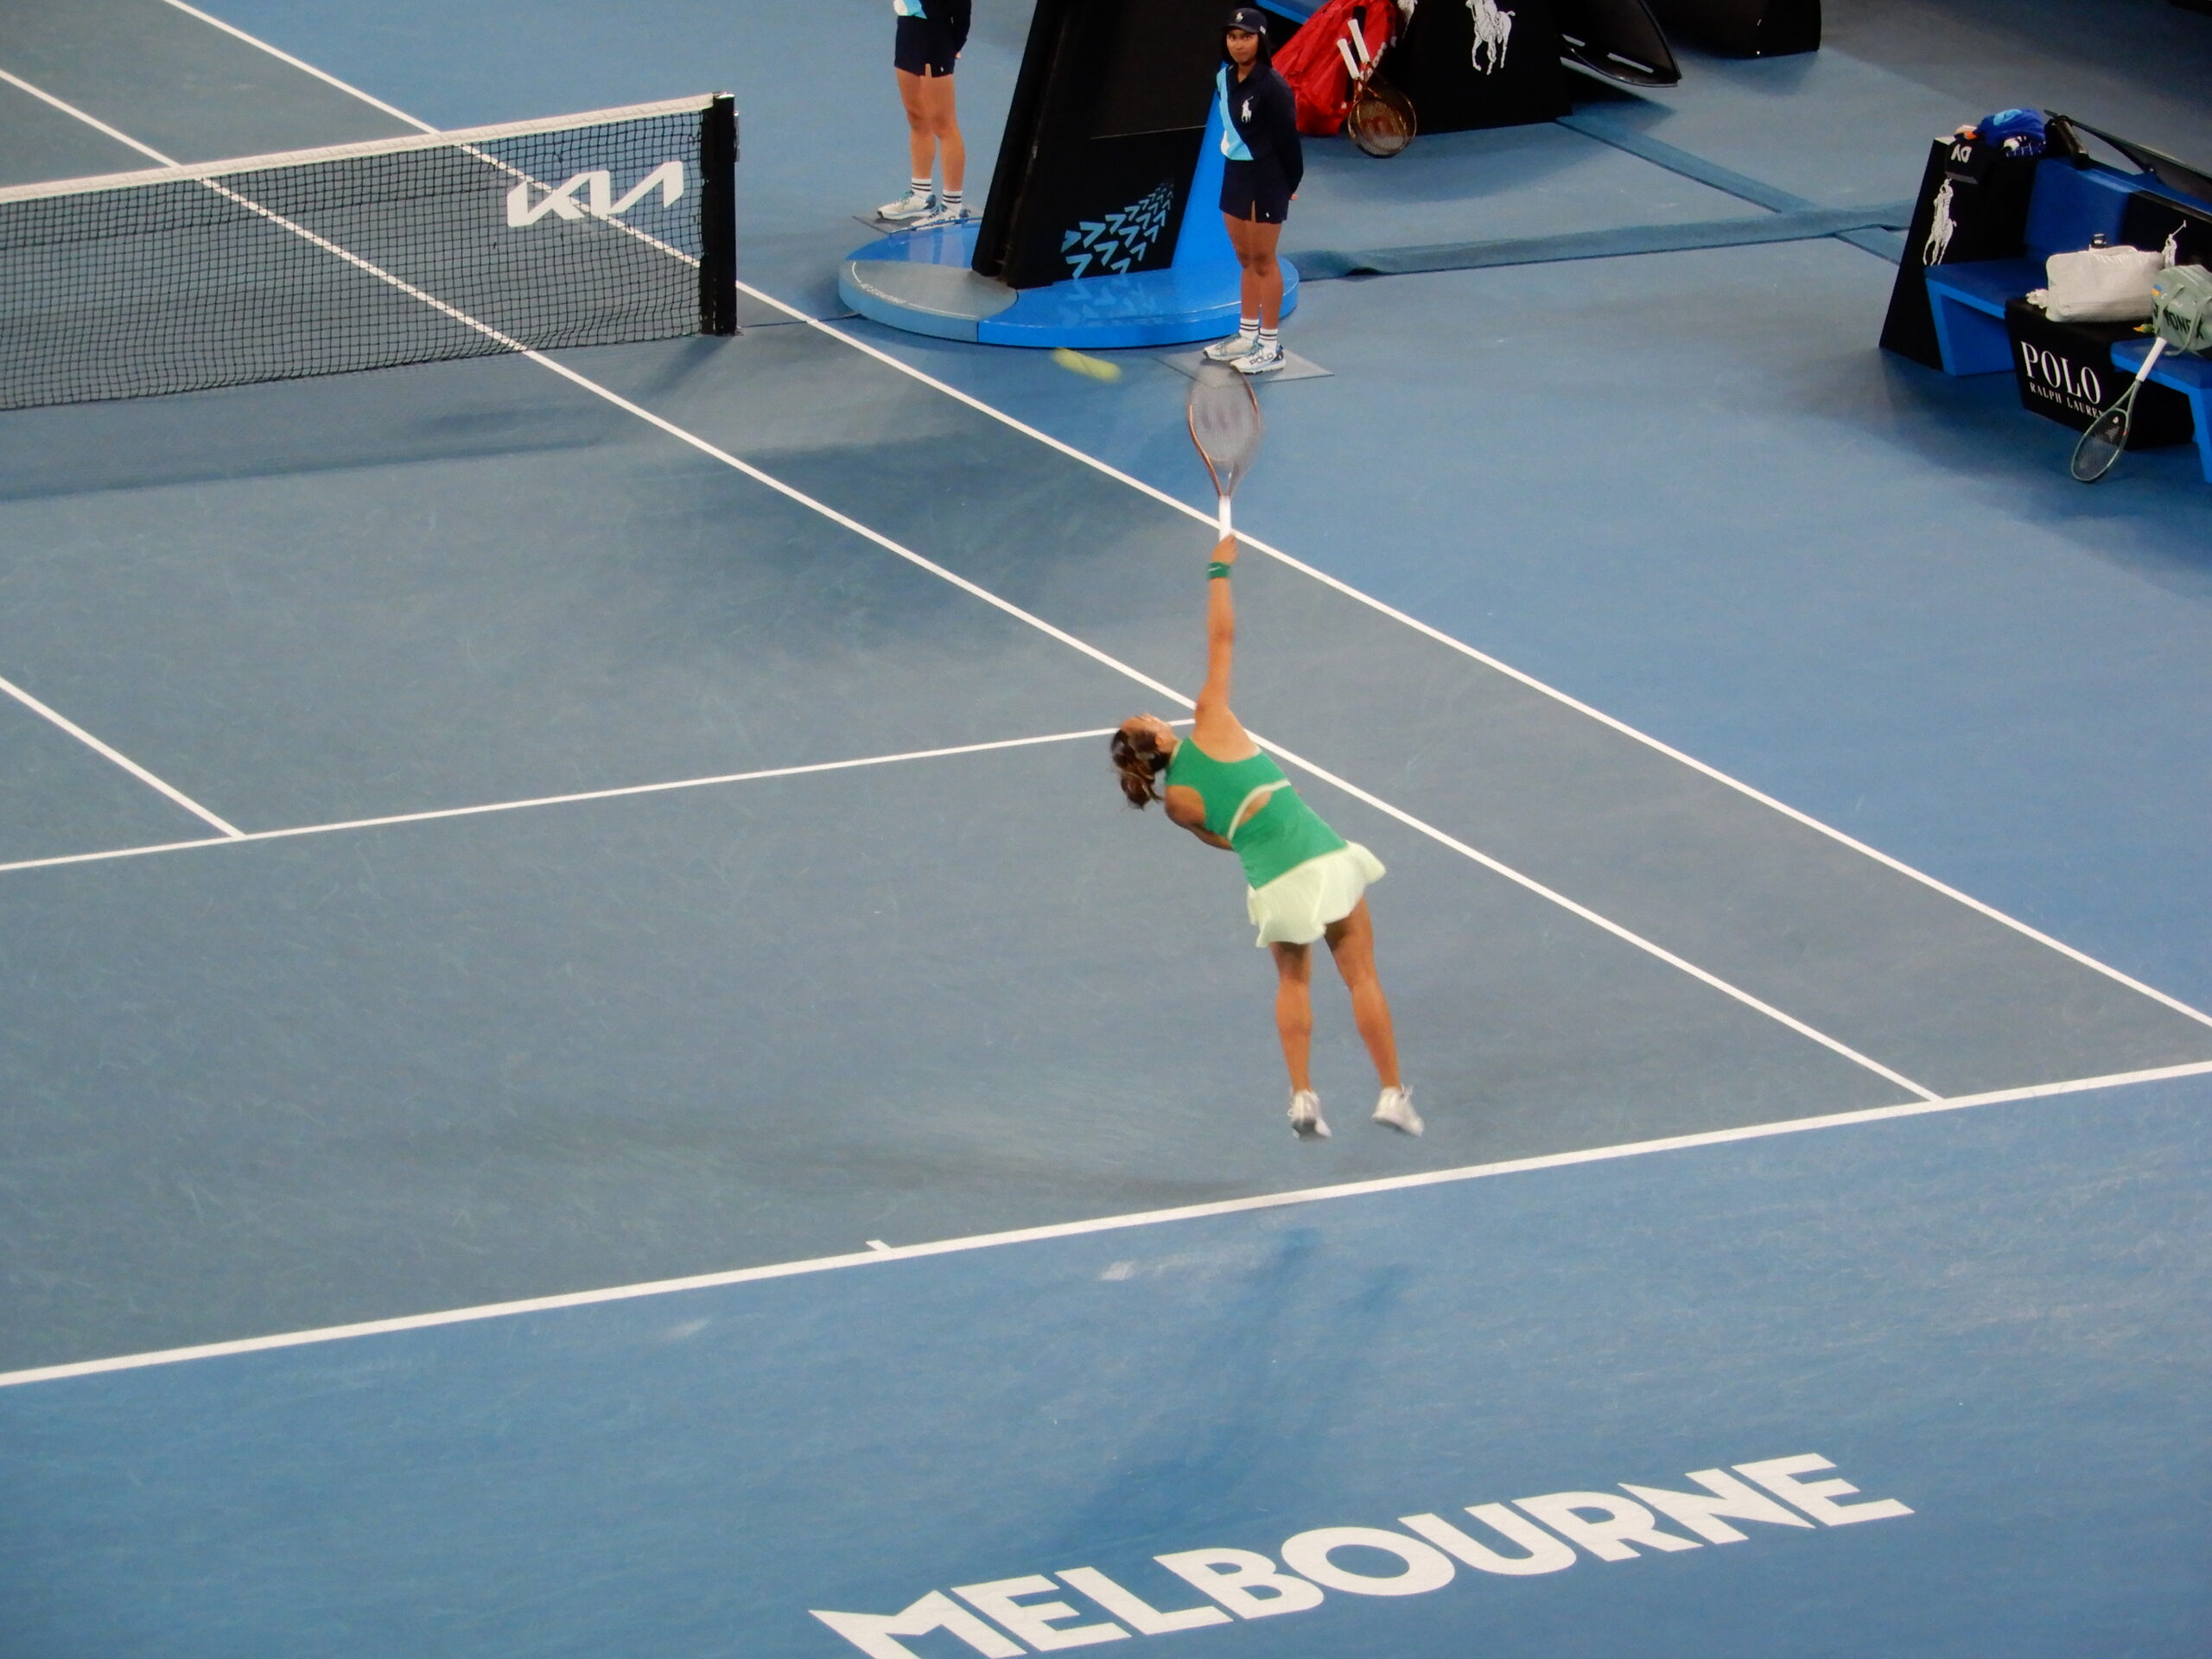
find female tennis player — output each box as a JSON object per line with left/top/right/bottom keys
{"left": 1110, "top": 536, "right": 1418, "bottom": 1140}
{"left": 1204, "top": 8, "right": 1305, "bottom": 376}
{"left": 878, "top": 0, "right": 973, "bottom": 228}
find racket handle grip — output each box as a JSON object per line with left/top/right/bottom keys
{"left": 2134, "top": 337, "right": 2167, "bottom": 381}
{"left": 1217, "top": 496, "right": 1232, "bottom": 537}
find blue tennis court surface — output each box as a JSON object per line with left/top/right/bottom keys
{"left": 6, "top": 1077, "right": 2208, "bottom": 1656}
{"left": 2, "top": 1, "right": 2209, "bottom": 1653}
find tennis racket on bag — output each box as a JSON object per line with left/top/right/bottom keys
{"left": 1187, "top": 363, "right": 1263, "bottom": 535}
{"left": 1338, "top": 12, "right": 1415, "bottom": 158}
{"left": 2070, "top": 338, "right": 2167, "bottom": 483}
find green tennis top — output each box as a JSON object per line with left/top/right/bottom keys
{"left": 1165, "top": 739, "right": 1346, "bottom": 889}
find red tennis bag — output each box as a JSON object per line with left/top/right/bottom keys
{"left": 1274, "top": 0, "right": 1397, "bottom": 136}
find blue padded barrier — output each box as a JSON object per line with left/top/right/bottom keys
{"left": 1295, "top": 200, "right": 1916, "bottom": 279}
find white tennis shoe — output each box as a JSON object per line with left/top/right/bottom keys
{"left": 1288, "top": 1090, "right": 1331, "bottom": 1140}
{"left": 912, "top": 203, "right": 970, "bottom": 231}
{"left": 1372, "top": 1086, "right": 1422, "bottom": 1136}
{"left": 1203, "top": 330, "right": 1259, "bottom": 363}
{"left": 1235, "top": 340, "right": 1287, "bottom": 375}
{"left": 877, "top": 188, "right": 935, "bottom": 222}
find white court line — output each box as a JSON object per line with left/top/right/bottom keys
{"left": 0, "top": 62, "right": 1938, "bottom": 1097}
{"left": 0, "top": 670, "right": 242, "bottom": 838}
{"left": 0, "top": 63, "right": 169, "bottom": 158}
{"left": 1249, "top": 736, "right": 1935, "bottom": 1098}
{"left": 156, "top": 0, "right": 436, "bottom": 134}
{"left": 6, "top": 1054, "right": 2207, "bottom": 1394}
{"left": 128, "top": 5, "right": 2212, "bottom": 1039}
{"left": 0, "top": 728, "right": 1130, "bottom": 877}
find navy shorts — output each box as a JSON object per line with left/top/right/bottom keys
{"left": 1220, "top": 157, "right": 1291, "bottom": 225}
{"left": 894, "top": 14, "right": 959, "bottom": 76}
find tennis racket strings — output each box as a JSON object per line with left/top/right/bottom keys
{"left": 1349, "top": 79, "right": 1416, "bottom": 158}
{"left": 2070, "top": 337, "right": 2168, "bottom": 483}
{"left": 1336, "top": 20, "right": 1416, "bottom": 158}
{"left": 1186, "top": 364, "right": 1264, "bottom": 534}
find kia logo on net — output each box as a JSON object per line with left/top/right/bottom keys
{"left": 505, "top": 162, "right": 684, "bottom": 226}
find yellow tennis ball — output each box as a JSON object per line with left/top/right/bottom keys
{"left": 1051, "top": 346, "right": 1122, "bottom": 383}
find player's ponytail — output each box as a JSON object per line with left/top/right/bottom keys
{"left": 1110, "top": 727, "right": 1168, "bottom": 808}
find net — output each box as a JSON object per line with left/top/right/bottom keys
{"left": 0, "top": 94, "right": 737, "bottom": 411}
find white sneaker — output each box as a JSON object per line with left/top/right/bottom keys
{"left": 1372, "top": 1086, "right": 1422, "bottom": 1136}
{"left": 1288, "top": 1090, "right": 1332, "bottom": 1140}
{"left": 877, "top": 188, "right": 935, "bottom": 222}
{"left": 912, "top": 202, "right": 970, "bottom": 230}
{"left": 1203, "top": 330, "right": 1259, "bottom": 362}
{"left": 1235, "top": 340, "right": 1287, "bottom": 375}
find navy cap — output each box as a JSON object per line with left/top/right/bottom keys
{"left": 1225, "top": 7, "right": 1269, "bottom": 34}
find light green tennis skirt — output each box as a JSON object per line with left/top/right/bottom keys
{"left": 1246, "top": 842, "right": 1387, "bottom": 947}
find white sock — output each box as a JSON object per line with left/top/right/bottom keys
{"left": 1237, "top": 315, "right": 1259, "bottom": 338}
{"left": 941, "top": 188, "right": 963, "bottom": 211}
{"left": 1257, "top": 327, "right": 1279, "bottom": 350}
{"left": 909, "top": 177, "right": 931, "bottom": 197}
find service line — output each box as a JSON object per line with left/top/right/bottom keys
{"left": 0, "top": 728, "right": 1135, "bottom": 877}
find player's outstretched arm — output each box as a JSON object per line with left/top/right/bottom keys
{"left": 1192, "top": 535, "right": 1240, "bottom": 748}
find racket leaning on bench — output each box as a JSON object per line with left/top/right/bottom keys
{"left": 2071, "top": 263, "right": 2212, "bottom": 482}
{"left": 1336, "top": 10, "right": 1415, "bottom": 159}
{"left": 1187, "top": 363, "right": 1264, "bottom": 535}
{"left": 2069, "top": 339, "right": 2167, "bottom": 483}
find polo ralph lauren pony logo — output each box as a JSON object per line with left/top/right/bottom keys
{"left": 1468, "top": 0, "right": 1515, "bottom": 73}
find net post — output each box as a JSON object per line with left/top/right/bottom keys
{"left": 699, "top": 92, "right": 739, "bottom": 336}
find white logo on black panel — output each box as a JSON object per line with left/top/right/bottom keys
{"left": 1468, "top": 0, "right": 1515, "bottom": 73}
{"left": 1923, "top": 179, "right": 1957, "bottom": 265}
{"left": 505, "top": 162, "right": 684, "bottom": 226}
{"left": 1062, "top": 181, "right": 1176, "bottom": 279}
{"left": 2018, "top": 341, "right": 2105, "bottom": 416}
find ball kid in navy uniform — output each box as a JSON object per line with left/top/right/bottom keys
{"left": 878, "top": 0, "right": 974, "bottom": 227}
{"left": 1204, "top": 7, "right": 1304, "bottom": 375}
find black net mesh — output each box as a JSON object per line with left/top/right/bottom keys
{"left": 0, "top": 97, "right": 734, "bottom": 411}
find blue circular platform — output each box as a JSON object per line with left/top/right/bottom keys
{"left": 837, "top": 217, "right": 1300, "bottom": 351}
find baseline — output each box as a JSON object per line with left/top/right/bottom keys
{"left": 5, "top": 1054, "right": 2204, "bottom": 1393}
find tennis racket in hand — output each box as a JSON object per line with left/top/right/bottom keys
{"left": 2070, "top": 338, "right": 2168, "bottom": 483}
{"left": 1187, "top": 362, "right": 1263, "bottom": 535}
